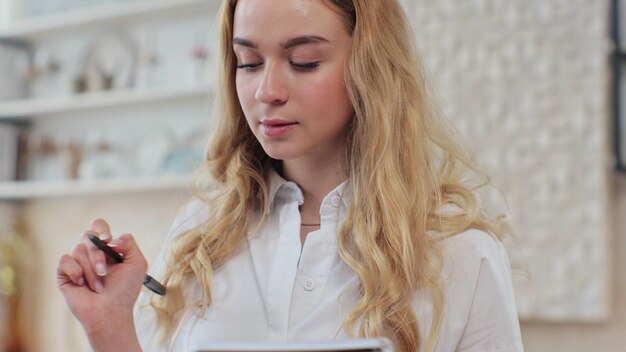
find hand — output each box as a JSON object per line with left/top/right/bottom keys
{"left": 56, "top": 219, "right": 146, "bottom": 350}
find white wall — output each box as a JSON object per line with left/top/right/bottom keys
{"left": 406, "top": 0, "right": 622, "bottom": 349}
{"left": 520, "top": 174, "right": 626, "bottom": 352}
{"left": 410, "top": 0, "right": 611, "bottom": 322}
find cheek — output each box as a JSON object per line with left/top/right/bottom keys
{"left": 306, "top": 72, "right": 353, "bottom": 123}
{"left": 235, "top": 78, "right": 258, "bottom": 132}
{"left": 236, "top": 75, "right": 257, "bottom": 112}
{"left": 235, "top": 76, "right": 248, "bottom": 106}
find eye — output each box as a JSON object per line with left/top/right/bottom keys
{"left": 290, "top": 61, "right": 320, "bottom": 72}
{"left": 237, "top": 62, "right": 262, "bottom": 72}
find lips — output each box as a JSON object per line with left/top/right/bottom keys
{"left": 260, "top": 119, "right": 298, "bottom": 137}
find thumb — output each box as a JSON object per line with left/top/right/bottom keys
{"left": 108, "top": 234, "right": 147, "bottom": 267}
{"left": 90, "top": 218, "right": 112, "bottom": 240}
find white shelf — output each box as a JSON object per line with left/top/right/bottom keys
{"left": 0, "top": 85, "right": 212, "bottom": 119}
{"left": 0, "top": 0, "right": 218, "bottom": 41}
{"left": 0, "top": 175, "right": 190, "bottom": 200}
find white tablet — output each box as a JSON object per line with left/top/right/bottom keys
{"left": 196, "top": 338, "right": 394, "bottom": 352}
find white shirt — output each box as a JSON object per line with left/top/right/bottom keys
{"left": 135, "top": 171, "right": 524, "bottom": 351}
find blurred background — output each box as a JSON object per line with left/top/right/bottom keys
{"left": 0, "top": 0, "right": 623, "bottom": 351}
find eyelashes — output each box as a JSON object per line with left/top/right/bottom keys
{"left": 291, "top": 61, "right": 320, "bottom": 72}
{"left": 236, "top": 63, "right": 261, "bottom": 72}
{"left": 236, "top": 61, "right": 320, "bottom": 73}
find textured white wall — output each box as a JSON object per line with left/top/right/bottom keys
{"left": 404, "top": 1, "right": 626, "bottom": 350}
{"left": 406, "top": 0, "right": 611, "bottom": 322}
{"left": 520, "top": 174, "right": 626, "bottom": 352}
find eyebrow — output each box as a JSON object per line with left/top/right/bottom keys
{"left": 232, "top": 37, "right": 257, "bottom": 48}
{"left": 232, "top": 35, "right": 329, "bottom": 49}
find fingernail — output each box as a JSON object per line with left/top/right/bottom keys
{"left": 99, "top": 232, "right": 112, "bottom": 241}
{"left": 95, "top": 262, "right": 107, "bottom": 276}
{"left": 94, "top": 279, "right": 104, "bottom": 293}
{"left": 92, "top": 220, "right": 108, "bottom": 233}
{"left": 77, "top": 277, "right": 85, "bottom": 286}
{"left": 108, "top": 238, "right": 123, "bottom": 247}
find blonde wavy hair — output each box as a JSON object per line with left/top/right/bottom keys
{"left": 151, "top": 0, "right": 505, "bottom": 351}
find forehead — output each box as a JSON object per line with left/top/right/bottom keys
{"left": 233, "top": 0, "right": 345, "bottom": 41}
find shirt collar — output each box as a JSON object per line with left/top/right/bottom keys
{"left": 265, "top": 168, "right": 351, "bottom": 215}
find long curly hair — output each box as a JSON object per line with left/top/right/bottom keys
{"left": 150, "top": 1, "right": 505, "bottom": 351}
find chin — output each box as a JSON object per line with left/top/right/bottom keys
{"left": 261, "top": 143, "right": 301, "bottom": 161}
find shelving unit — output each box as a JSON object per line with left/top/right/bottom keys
{"left": 0, "top": 2, "right": 217, "bottom": 351}
{"left": 0, "top": 175, "right": 190, "bottom": 200}
{"left": 0, "top": 0, "right": 218, "bottom": 42}
{"left": 0, "top": 84, "right": 212, "bottom": 119}
{"left": 0, "top": 0, "right": 217, "bottom": 200}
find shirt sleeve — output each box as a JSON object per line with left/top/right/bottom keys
{"left": 450, "top": 230, "right": 524, "bottom": 352}
{"left": 134, "top": 199, "right": 210, "bottom": 352}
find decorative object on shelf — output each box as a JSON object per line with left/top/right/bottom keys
{"left": 135, "top": 27, "right": 161, "bottom": 88}
{"left": 190, "top": 35, "right": 209, "bottom": 84}
{"left": 134, "top": 127, "right": 173, "bottom": 177}
{"left": 81, "top": 30, "right": 137, "bottom": 92}
{"left": 161, "top": 147, "right": 203, "bottom": 175}
{"left": 33, "top": 48, "right": 61, "bottom": 76}
{"left": 17, "top": 130, "right": 84, "bottom": 181}
{"left": 21, "top": 132, "right": 61, "bottom": 181}
{"left": 72, "top": 74, "right": 87, "bottom": 93}
{"left": 13, "top": 51, "right": 37, "bottom": 82}
{"left": 78, "top": 129, "right": 134, "bottom": 180}
{"left": 161, "top": 122, "right": 205, "bottom": 175}
{"left": 12, "top": 47, "right": 61, "bottom": 91}
{"left": 60, "top": 141, "right": 81, "bottom": 179}
{"left": 79, "top": 130, "right": 114, "bottom": 179}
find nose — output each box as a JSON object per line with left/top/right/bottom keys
{"left": 255, "top": 62, "right": 288, "bottom": 105}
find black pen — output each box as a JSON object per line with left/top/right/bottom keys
{"left": 87, "top": 233, "right": 167, "bottom": 296}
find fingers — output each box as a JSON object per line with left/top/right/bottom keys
{"left": 108, "top": 234, "right": 147, "bottom": 270}
{"left": 89, "top": 218, "right": 113, "bottom": 242}
{"left": 57, "top": 254, "right": 86, "bottom": 287}
{"left": 81, "top": 218, "right": 114, "bottom": 277}
{"left": 80, "top": 232, "right": 108, "bottom": 277}
{"left": 71, "top": 242, "right": 104, "bottom": 293}
{"left": 57, "top": 219, "right": 146, "bottom": 297}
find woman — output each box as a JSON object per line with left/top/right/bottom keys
{"left": 57, "top": 0, "right": 523, "bottom": 351}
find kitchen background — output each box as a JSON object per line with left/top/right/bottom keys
{"left": 0, "top": 0, "right": 624, "bottom": 351}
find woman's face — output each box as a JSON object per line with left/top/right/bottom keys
{"left": 233, "top": 0, "right": 354, "bottom": 162}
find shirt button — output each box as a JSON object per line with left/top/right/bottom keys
{"left": 303, "top": 279, "right": 316, "bottom": 291}
{"left": 330, "top": 196, "right": 341, "bottom": 208}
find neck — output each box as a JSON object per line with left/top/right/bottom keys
{"left": 281, "top": 152, "right": 348, "bottom": 217}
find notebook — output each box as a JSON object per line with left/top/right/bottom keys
{"left": 196, "top": 338, "right": 394, "bottom": 352}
